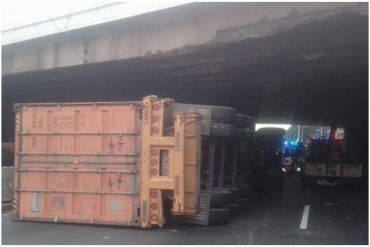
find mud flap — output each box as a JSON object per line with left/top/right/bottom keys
{"left": 171, "top": 191, "right": 211, "bottom": 225}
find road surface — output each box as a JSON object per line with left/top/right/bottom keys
{"left": 2, "top": 174, "right": 368, "bottom": 244}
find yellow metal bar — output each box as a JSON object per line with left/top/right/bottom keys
{"left": 140, "top": 96, "right": 202, "bottom": 228}
{"left": 148, "top": 177, "right": 175, "bottom": 189}
{"left": 172, "top": 113, "right": 186, "bottom": 213}
{"left": 147, "top": 137, "right": 175, "bottom": 146}
{"left": 140, "top": 96, "right": 154, "bottom": 228}
{"left": 182, "top": 112, "right": 202, "bottom": 213}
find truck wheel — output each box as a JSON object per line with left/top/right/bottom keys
{"left": 233, "top": 128, "right": 245, "bottom": 139}
{"left": 210, "top": 106, "right": 237, "bottom": 124}
{"left": 235, "top": 114, "right": 255, "bottom": 129}
{"left": 172, "top": 104, "right": 237, "bottom": 124}
{"left": 235, "top": 114, "right": 248, "bottom": 127}
{"left": 238, "top": 197, "right": 251, "bottom": 211}
{"left": 209, "top": 123, "right": 235, "bottom": 138}
{"left": 229, "top": 187, "right": 241, "bottom": 202}
{"left": 208, "top": 190, "right": 231, "bottom": 208}
{"left": 233, "top": 128, "right": 252, "bottom": 140}
{"left": 238, "top": 184, "right": 252, "bottom": 197}
{"left": 209, "top": 208, "right": 230, "bottom": 225}
{"left": 226, "top": 203, "right": 239, "bottom": 217}
{"left": 216, "top": 187, "right": 240, "bottom": 202}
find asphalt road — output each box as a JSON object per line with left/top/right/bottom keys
{"left": 2, "top": 174, "right": 368, "bottom": 244}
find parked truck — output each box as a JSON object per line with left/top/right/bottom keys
{"left": 12, "top": 96, "right": 254, "bottom": 228}
{"left": 250, "top": 128, "right": 285, "bottom": 191}
{"left": 300, "top": 125, "right": 363, "bottom": 188}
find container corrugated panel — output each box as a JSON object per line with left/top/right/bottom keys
{"left": 13, "top": 102, "right": 141, "bottom": 226}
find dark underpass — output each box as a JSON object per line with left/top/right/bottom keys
{"left": 1, "top": 5, "right": 368, "bottom": 245}
{"left": 3, "top": 11, "right": 368, "bottom": 140}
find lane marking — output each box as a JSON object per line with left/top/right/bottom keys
{"left": 299, "top": 205, "right": 310, "bottom": 230}
{"left": 247, "top": 229, "right": 254, "bottom": 244}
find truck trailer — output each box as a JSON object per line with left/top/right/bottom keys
{"left": 12, "top": 96, "right": 254, "bottom": 228}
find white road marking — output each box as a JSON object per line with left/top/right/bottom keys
{"left": 247, "top": 229, "right": 254, "bottom": 244}
{"left": 2, "top": 212, "right": 12, "bottom": 216}
{"left": 299, "top": 205, "right": 310, "bottom": 230}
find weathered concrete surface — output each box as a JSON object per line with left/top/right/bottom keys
{"left": 2, "top": 10, "right": 368, "bottom": 145}
{"left": 2, "top": 4, "right": 368, "bottom": 166}
{"left": 2, "top": 2, "right": 366, "bottom": 75}
{"left": 2, "top": 167, "right": 13, "bottom": 202}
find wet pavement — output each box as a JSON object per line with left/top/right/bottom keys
{"left": 2, "top": 173, "right": 368, "bottom": 244}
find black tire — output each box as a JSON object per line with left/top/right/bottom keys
{"left": 238, "top": 184, "right": 252, "bottom": 197}
{"left": 228, "top": 187, "right": 240, "bottom": 202}
{"left": 226, "top": 203, "right": 239, "bottom": 217}
{"left": 235, "top": 114, "right": 248, "bottom": 128}
{"left": 172, "top": 104, "right": 236, "bottom": 124}
{"left": 216, "top": 187, "right": 240, "bottom": 202}
{"left": 238, "top": 197, "right": 251, "bottom": 211}
{"left": 233, "top": 128, "right": 246, "bottom": 139}
{"left": 207, "top": 190, "right": 231, "bottom": 208}
{"left": 209, "top": 123, "right": 235, "bottom": 138}
{"left": 209, "top": 208, "right": 229, "bottom": 225}
{"left": 210, "top": 107, "right": 237, "bottom": 124}
{"left": 233, "top": 128, "right": 255, "bottom": 140}
{"left": 235, "top": 114, "right": 255, "bottom": 129}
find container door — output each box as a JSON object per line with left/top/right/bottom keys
{"left": 13, "top": 102, "right": 141, "bottom": 226}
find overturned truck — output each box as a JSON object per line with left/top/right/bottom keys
{"left": 12, "top": 96, "right": 254, "bottom": 228}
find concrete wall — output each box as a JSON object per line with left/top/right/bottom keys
{"left": 2, "top": 167, "right": 13, "bottom": 202}
{"left": 2, "top": 2, "right": 366, "bottom": 75}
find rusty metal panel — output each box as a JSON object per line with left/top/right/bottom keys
{"left": 13, "top": 102, "right": 141, "bottom": 226}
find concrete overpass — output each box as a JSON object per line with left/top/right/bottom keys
{"left": 2, "top": 3, "right": 368, "bottom": 149}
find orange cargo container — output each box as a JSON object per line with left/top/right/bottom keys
{"left": 13, "top": 96, "right": 202, "bottom": 228}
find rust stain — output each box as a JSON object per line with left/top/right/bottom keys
{"left": 118, "top": 134, "right": 124, "bottom": 152}
{"left": 52, "top": 196, "right": 65, "bottom": 211}
{"left": 108, "top": 177, "right": 114, "bottom": 192}
{"left": 116, "top": 173, "right": 124, "bottom": 190}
